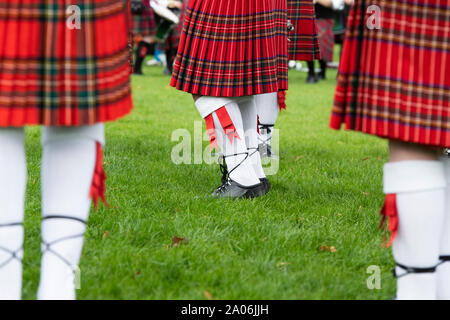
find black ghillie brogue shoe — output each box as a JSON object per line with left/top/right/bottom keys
{"left": 213, "top": 152, "right": 264, "bottom": 199}
{"left": 212, "top": 179, "right": 262, "bottom": 199}
{"left": 259, "top": 177, "right": 271, "bottom": 195}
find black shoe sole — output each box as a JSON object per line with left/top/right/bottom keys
{"left": 243, "top": 185, "right": 265, "bottom": 199}
{"left": 260, "top": 178, "right": 270, "bottom": 195}
{"left": 306, "top": 75, "right": 318, "bottom": 83}
{"left": 244, "top": 179, "right": 270, "bottom": 198}
{"left": 212, "top": 181, "right": 263, "bottom": 200}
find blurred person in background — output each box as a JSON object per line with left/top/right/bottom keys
{"left": 132, "top": 0, "right": 157, "bottom": 75}
{"left": 256, "top": 0, "right": 321, "bottom": 159}
{"left": 306, "top": 0, "right": 347, "bottom": 83}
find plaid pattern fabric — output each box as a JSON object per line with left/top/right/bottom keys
{"left": 330, "top": 0, "right": 450, "bottom": 148}
{"left": 132, "top": 1, "right": 157, "bottom": 37}
{"left": 0, "top": 0, "right": 133, "bottom": 127}
{"left": 170, "top": 0, "right": 289, "bottom": 97}
{"left": 288, "top": 0, "right": 321, "bottom": 61}
{"left": 316, "top": 18, "right": 335, "bottom": 62}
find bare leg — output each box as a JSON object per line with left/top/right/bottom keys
{"left": 389, "top": 140, "right": 440, "bottom": 162}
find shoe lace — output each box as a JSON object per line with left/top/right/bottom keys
{"left": 0, "top": 222, "right": 23, "bottom": 269}
{"left": 258, "top": 124, "right": 274, "bottom": 151}
{"left": 394, "top": 262, "right": 440, "bottom": 278}
{"left": 0, "top": 217, "right": 86, "bottom": 272}
{"left": 215, "top": 178, "right": 232, "bottom": 194}
{"left": 41, "top": 215, "right": 86, "bottom": 274}
{"left": 217, "top": 151, "right": 250, "bottom": 186}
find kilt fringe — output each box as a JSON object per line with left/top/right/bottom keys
{"left": 379, "top": 194, "right": 399, "bottom": 248}
{"left": 90, "top": 142, "right": 108, "bottom": 209}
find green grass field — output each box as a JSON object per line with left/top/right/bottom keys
{"left": 21, "top": 61, "right": 395, "bottom": 300}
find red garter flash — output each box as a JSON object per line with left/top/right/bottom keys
{"left": 257, "top": 116, "right": 260, "bottom": 135}
{"left": 379, "top": 194, "right": 399, "bottom": 248}
{"left": 204, "top": 114, "right": 218, "bottom": 151}
{"left": 139, "top": 45, "right": 149, "bottom": 58}
{"left": 278, "top": 91, "right": 287, "bottom": 111}
{"left": 216, "top": 106, "right": 240, "bottom": 143}
{"left": 89, "top": 142, "right": 108, "bottom": 208}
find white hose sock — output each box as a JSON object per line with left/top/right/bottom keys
{"left": 438, "top": 158, "right": 450, "bottom": 299}
{"left": 196, "top": 97, "right": 260, "bottom": 187}
{"left": 37, "top": 124, "right": 104, "bottom": 300}
{"left": 384, "top": 160, "right": 446, "bottom": 300}
{"left": 238, "top": 96, "right": 266, "bottom": 179}
{"left": 0, "top": 128, "right": 26, "bottom": 300}
{"left": 255, "top": 93, "right": 279, "bottom": 126}
{"left": 255, "top": 93, "right": 279, "bottom": 148}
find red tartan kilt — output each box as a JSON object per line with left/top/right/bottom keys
{"left": 132, "top": 3, "right": 157, "bottom": 37}
{"left": 331, "top": 0, "right": 450, "bottom": 148}
{"left": 316, "top": 18, "right": 335, "bottom": 62}
{"left": 0, "top": 0, "right": 133, "bottom": 127}
{"left": 170, "top": 0, "right": 289, "bottom": 97}
{"left": 288, "top": 0, "right": 321, "bottom": 61}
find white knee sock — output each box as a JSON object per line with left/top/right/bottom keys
{"left": 238, "top": 97, "right": 266, "bottom": 180}
{"left": 195, "top": 97, "right": 260, "bottom": 187}
{"left": 255, "top": 93, "right": 279, "bottom": 125}
{"left": 255, "top": 93, "right": 279, "bottom": 147}
{"left": 37, "top": 124, "right": 105, "bottom": 300}
{"left": 384, "top": 160, "right": 446, "bottom": 300}
{"left": 438, "top": 158, "right": 450, "bottom": 299}
{"left": 0, "top": 128, "right": 26, "bottom": 300}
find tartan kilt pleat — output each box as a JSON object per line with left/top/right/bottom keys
{"left": 288, "top": 0, "right": 321, "bottom": 61}
{"left": 170, "top": 0, "right": 289, "bottom": 97}
{"left": 132, "top": 2, "right": 157, "bottom": 37}
{"left": 0, "top": 0, "right": 133, "bottom": 127}
{"left": 330, "top": 0, "right": 450, "bottom": 148}
{"left": 316, "top": 18, "right": 335, "bottom": 62}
